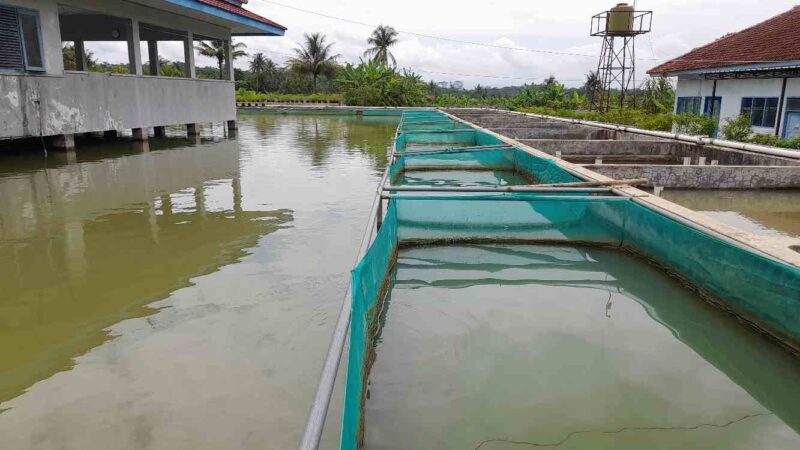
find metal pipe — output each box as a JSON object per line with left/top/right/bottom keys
{"left": 384, "top": 186, "right": 613, "bottom": 193}
{"left": 776, "top": 77, "right": 788, "bottom": 137}
{"left": 381, "top": 194, "right": 628, "bottom": 201}
{"left": 299, "top": 142, "right": 396, "bottom": 450}
{"left": 501, "top": 109, "right": 800, "bottom": 160}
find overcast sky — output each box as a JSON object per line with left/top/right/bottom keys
{"left": 90, "top": 0, "right": 797, "bottom": 88}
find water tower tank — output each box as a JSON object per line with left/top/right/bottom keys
{"left": 606, "top": 3, "right": 634, "bottom": 34}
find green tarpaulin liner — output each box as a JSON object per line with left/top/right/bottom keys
{"left": 339, "top": 112, "right": 800, "bottom": 449}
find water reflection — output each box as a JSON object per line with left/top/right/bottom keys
{"left": 367, "top": 244, "right": 800, "bottom": 449}
{"left": 0, "top": 113, "right": 398, "bottom": 450}
{"left": 0, "top": 138, "right": 293, "bottom": 404}
{"left": 662, "top": 190, "right": 800, "bottom": 238}
{"left": 245, "top": 114, "right": 397, "bottom": 170}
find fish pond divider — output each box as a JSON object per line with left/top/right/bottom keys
{"left": 298, "top": 108, "right": 800, "bottom": 450}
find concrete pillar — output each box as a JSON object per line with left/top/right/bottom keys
{"left": 132, "top": 128, "right": 148, "bottom": 141}
{"left": 225, "top": 39, "right": 234, "bottom": 81}
{"left": 52, "top": 134, "right": 75, "bottom": 151}
{"left": 194, "top": 185, "right": 206, "bottom": 218}
{"left": 148, "top": 41, "right": 159, "bottom": 76}
{"left": 232, "top": 177, "right": 242, "bottom": 215}
{"left": 184, "top": 31, "right": 196, "bottom": 79}
{"left": 52, "top": 149, "right": 77, "bottom": 164}
{"left": 74, "top": 40, "right": 87, "bottom": 71}
{"left": 104, "top": 130, "right": 118, "bottom": 140}
{"left": 226, "top": 120, "right": 237, "bottom": 137}
{"left": 186, "top": 123, "right": 199, "bottom": 136}
{"left": 133, "top": 140, "right": 150, "bottom": 153}
{"left": 154, "top": 126, "right": 166, "bottom": 137}
{"left": 127, "top": 19, "right": 143, "bottom": 75}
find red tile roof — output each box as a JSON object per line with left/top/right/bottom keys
{"left": 197, "top": 0, "right": 287, "bottom": 30}
{"left": 648, "top": 6, "right": 800, "bottom": 75}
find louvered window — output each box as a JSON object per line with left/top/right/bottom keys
{"left": 0, "top": 5, "right": 45, "bottom": 72}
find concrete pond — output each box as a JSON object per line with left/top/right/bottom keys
{"left": 1, "top": 108, "right": 800, "bottom": 450}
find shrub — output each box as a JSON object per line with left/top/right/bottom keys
{"left": 515, "top": 106, "right": 716, "bottom": 134}
{"left": 720, "top": 115, "right": 752, "bottom": 141}
{"left": 335, "top": 60, "right": 427, "bottom": 107}
{"left": 235, "top": 88, "right": 342, "bottom": 103}
{"left": 747, "top": 134, "right": 800, "bottom": 150}
{"left": 672, "top": 114, "right": 716, "bottom": 137}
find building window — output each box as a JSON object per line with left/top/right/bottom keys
{"left": 676, "top": 97, "right": 701, "bottom": 115}
{"left": 703, "top": 96, "right": 722, "bottom": 117}
{"left": 741, "top": 97, "right": 779, "bottom": 128}
{"left": 0, "top": 5, "right": 45, "bottom": 72}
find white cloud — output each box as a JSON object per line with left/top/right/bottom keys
{"left": 86, "top": 0, "right": 799, "bottom": 87}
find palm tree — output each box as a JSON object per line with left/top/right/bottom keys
{"left": 364, "top": 25, "right": 398, "bottom": 67}
{"left": 288, "top": 33, "right": 338, "bottom": 92}
{"left": 195, "top": 40, "right": 248, "bottom": 80}
{"left": 250, "top": 52, "right": 269, "bottom": 92}
{"left": 584, "top": 71, "right": 603, "bottom": 110}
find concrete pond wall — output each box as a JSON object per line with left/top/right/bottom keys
{"left": 0, "top": 73, "right": 235, "bottom": 138}
{"left": 444, "top": 109, "right": 800, "bottom": 189}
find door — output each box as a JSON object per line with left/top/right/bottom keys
{"left": 784, "top": 112, "right": 800, "bottom": 139}
{"left": 704, "top": 96, "right": 722, "bottom": 138}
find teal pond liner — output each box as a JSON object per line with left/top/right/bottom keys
{"left": 339, "top": 111, "right": 800, "bottom": 449}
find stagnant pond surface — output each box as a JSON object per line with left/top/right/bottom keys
{"left": 2, "top": 113, "right": 800, "bottom": 449}
{"left": 396, "top": 169, "right": 532, "bottom": 187}
{"left": 366, "top": 245, "right": 800, "bottom": 449}
{"left": 662, "top": 190, "right": 800, "bottom": 239}
{"left": 0, "top": 113, "right": 397, "bottom": 449}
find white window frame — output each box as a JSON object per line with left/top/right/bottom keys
{"left": 17, "top": 7, "right": 46, "bottom": 72}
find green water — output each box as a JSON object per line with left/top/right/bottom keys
{"left": 365, "top": 244, "right": 800, "bottom": 449}
{"left": 396, "top": 169, "right": 532, "bottom": 187}
{"left": 662, "top": 190, "right": 800, "bottom": 239}
{"left": 0, "top": 113, "right": 398, "bottom": 449}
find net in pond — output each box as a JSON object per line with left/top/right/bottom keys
{"left": 342, "top": 195, "right": 800, "bottom": 450}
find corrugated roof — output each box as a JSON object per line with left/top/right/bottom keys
{"left": 648, "top": 5, "right": 800, "bottom": 75}
{"left": 196, "top": 0, "right": 287, "bottom": 30}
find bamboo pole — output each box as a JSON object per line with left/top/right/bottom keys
{"left": 383, "top": 186, "right": 613, "bottom": 193}
{"left": 538, "top": 178, "right": 648, "bottom": 188}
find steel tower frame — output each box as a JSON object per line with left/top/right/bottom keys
{"left": 589, "top": 9, "right": 652, "bottom": 112}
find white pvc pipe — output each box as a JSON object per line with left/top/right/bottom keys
{"left": 504, "top": 109, "right": 800, "bottom": 160}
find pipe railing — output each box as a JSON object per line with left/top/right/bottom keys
{"left": 298, "top": 135, "right": 398, "bottom": 450}
{"left": 490, "top": 108, "right": 800, "bottom": 160}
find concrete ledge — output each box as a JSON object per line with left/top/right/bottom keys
{"left": 521, "top": 139, "right": 800, "bottom": 166}
{"left": 1, "top": 72, "right": 236, "bottom": 138}
{"left": 584, "top": 164, "right": 800, "bottom": 189}
{"left": 490, "top": 127, "right": 651, "bottom": 141}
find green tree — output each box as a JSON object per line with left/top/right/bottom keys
{"left": 640, "top": 77, "right": 675, "bottom": 114}
{"left": 584, "top": 71, "right": 603, "bottom": 110}
{"left": 195, "top": 40, "right": 248, "bottom": 80}
{"left": 62, "top": 43, "right": 96, "bottom": 70}
{"left": 249, "top": 52, "right": 269, "bottom": 92}
{"left": 288, "top": 33, "right": 339, "bottom": 92}
{"left": 364, "top": 25, "right": 399, "bottom": 67}
{"left": 336, "top": 59, "right": 426, "bottom": 106}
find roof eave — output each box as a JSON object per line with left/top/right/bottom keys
{"left": 162, "top": 0, "right": 286, "bottom": 36}
{"left": 649, "top": 59, "right": 800, "bottom": 78}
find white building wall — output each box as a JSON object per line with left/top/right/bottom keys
{"left": 674, "top": 75, "right": 798, "bottom": 137}
{"left": 3, "top": 0, "right": 65, "bottom": 74}
{"left": 0, "top": 0, "right": 238, "bottom": 139}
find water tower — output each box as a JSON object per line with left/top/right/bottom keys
{"left": 589, "top": 4, "right": 652, "bottom": 111}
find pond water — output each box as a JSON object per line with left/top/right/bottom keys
{"left": 396, "top": 169, "right": 532, "bottom": 187}
{"left": 662, "top": 190, "right": 800, "bottom": 239}
{"left": 0, "top": 112, "right": 398, "bottom": 449}
{"left": 365, "top": 244, "right": 800, "bottom": 449}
